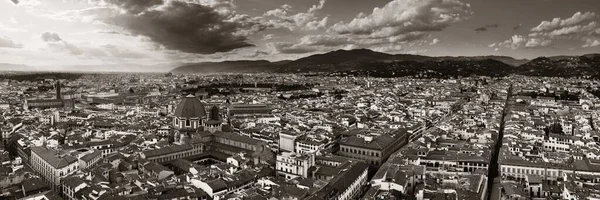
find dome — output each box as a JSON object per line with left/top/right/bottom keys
{"left": 174, "top": 94, "right": 206, "bottom": 118}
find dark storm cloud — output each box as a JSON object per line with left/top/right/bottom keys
{"left": 475, "top": 24, "right": 499, "bottom": 32}
{"left": 41, "top": 32, "right": 62, "bottom": 42}
{"left": 10, "top": 0, "right": 18, "bottom": 4}
{"left": 101, "top": 0, "right": 266, "bottom": 54}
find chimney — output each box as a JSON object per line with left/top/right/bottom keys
{"left": 364, "top": 136, "right": 373, "bottom": 143}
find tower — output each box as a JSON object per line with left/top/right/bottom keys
{"left": 56, "top": 81, "right": 61, "bottom": 100}
{"left": 204, "top": 105, "right": 222, "bottom": 133}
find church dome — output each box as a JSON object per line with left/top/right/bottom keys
{"left": 174, "top": 94, "right": 206, "bottom": 118}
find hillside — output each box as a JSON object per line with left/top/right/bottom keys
{"left": 515, "top": 54, "right": 600, "bottom": 78}
{"left": 0, "top": 63, "right": 38, "bottom": 71}
{"left": 434, "top": 56, "right": 529, "bottom": 66}
{"left": 172, "top": 60, "right": 276, "bottom": 74}
{"left": 169, "top": 49, "right": 600, "bottom": 78}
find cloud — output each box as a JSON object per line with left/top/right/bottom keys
{"left": 430, "top": 38, "right": 440, "bottom": 45}
{"left": 525, "top": 38, "right": 552, "bottom": 48}
{"left": 531, "top": 12, "right": 597, "bottom": 32}
{"left": 41, "top": 32, "right": 84, "bottom": 55}
{"left": 494, "top": 12, "right": 600, "bottom": 49}
{"left": 263, "top": 0, "right": 329, "bottom": 31}
{"left": 297, "top": 34, "right": 351, "bottom": 47}
{"left": 372, "top": 44, "right": 403, "bottom": 52}
{"left": 0, "top": 36, "right": 24, "bottom": 48}
{"left": 101, "top": 44, "right": 146, "bottom": 58}
{"left": 475, "top": 24, "right": 499, "bottom": 32}
{"left": 262, "top": 34, "right": 276, "bottom": 41}
{"left": 513, "top": 24, "right": 522, "bottom": 30}
{"left": 244, "top": 50, "right": 270, "bottom": 58}
{"left": 41, "top": 33, "right": 83, "bottom": 55}
{"left": 330, "top": 0, "right": 471, "bottom": 38}
{"left": 267, "top": 42, "right": 318, "bottom": 54}
{"left": 0, "top": 22, "right": 28, "bottom": 32}
{"left": 101, "top": 0, "right": 163, "bottom": 14}
{"left": 96, "top": 30, "right": 131, "bottom": 36}
{"left": 583, "top": 38, "right": 600, "bottom": 47}
{"left": 41, "top": 32, "right": 62, "bottom": 42}
{"left": 39, "top": 32, "right": 147, "bottom": 58}
{"left": 8, "top": 0, "right": 39, "bottom": 6}
{"left": 497, "top": 35, "right": 552, "bottom": 49}
{"left": 90, "top": 0, "right": 267, "bottom": 54}
{"left": 269, "top": 0, "right": 470, "bottom": 54}
{"left": 528, "top": 12, "right": 600, "bottom": 43}
{"left": 266, "top": 34, "right": 372, "bottom": 54}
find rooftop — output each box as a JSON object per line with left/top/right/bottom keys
{"left": 174, "top": 95, "right": 206, "bottom": 118}
{"left": 30, "top": 146, "right": 78, "bottom": 169}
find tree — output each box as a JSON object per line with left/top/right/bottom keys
{"left": 545, "top": 123, "right": 563, "bottom": 135}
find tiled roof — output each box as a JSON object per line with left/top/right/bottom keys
{"left": 339, "top": 133, "right": 395, "bottom": 150}
{"left": 215, "top": 131, "right": 263, "bottom": 146}
{"left": 22, "top": 178, "right": 49, "bottom": 193}
{"left": 174, "top": 96, "right": 206, "bottom": 118}
{"left": 62, "top": 176, "right": 87, "bottom": 189}
{"left": 31, "top": 147, "right": 78, "bottom": 169}
{"left": 142, "top": 144, "right": 193, "bottom": 158}
{"left": 144, "top": 162, "right": 171, "bottom": 174}
{"left": 206, "top": 179, "right": 227, "bottom": 192}
{"left": 80, "top": 150, "right": 102, "bottom": 162}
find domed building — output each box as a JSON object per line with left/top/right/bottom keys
{"left": 173, "top": 94, "right": 207, "bottom": 130}
{"left": 143, "top": 94, "right": 274, "bottom": 166}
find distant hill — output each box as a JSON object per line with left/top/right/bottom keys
{"left": 0, "top": 63, "right": 38, "bottom": 71}
{"left": 0, "top": 63, "right": 179, "bottom": 73}
{"left": 174, "top": 60, "right": 277, "bottom": 74}
{"left": 515, "top": 54, "right": 600, "bottom": 78}
{"left": 275, "top": 49, "right": 432, "bottom": 73}
{"left": 336, "top": 58, "right": 515, "bottom": 78}
{"left": 170, "top": 49, "right": 528, "bottom": 77}
{"left": 434, "top": 56, "right": 529, "bottom": 66}
{"left": 6, "top": 49, "right": 599, "bottom": 78}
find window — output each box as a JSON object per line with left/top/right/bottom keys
{"left": 186, "top": 119, "right": 190, "bottom": 127}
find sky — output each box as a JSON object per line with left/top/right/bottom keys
{"left": 1, "top": 0, "right": 600, "bottom": 71}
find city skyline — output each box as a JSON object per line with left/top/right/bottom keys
{"left": 1, "top": 0, "right": 600, "bottom": 71}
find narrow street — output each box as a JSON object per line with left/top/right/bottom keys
{"left": 486, "top": 84, "right": 512, "bottom": 200}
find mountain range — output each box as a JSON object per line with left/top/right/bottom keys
{"left": 3, "top": 49, "right": 600, "bottom": 78}
{"left": 173, "top": 49, "right": 600, "bottom": 78}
